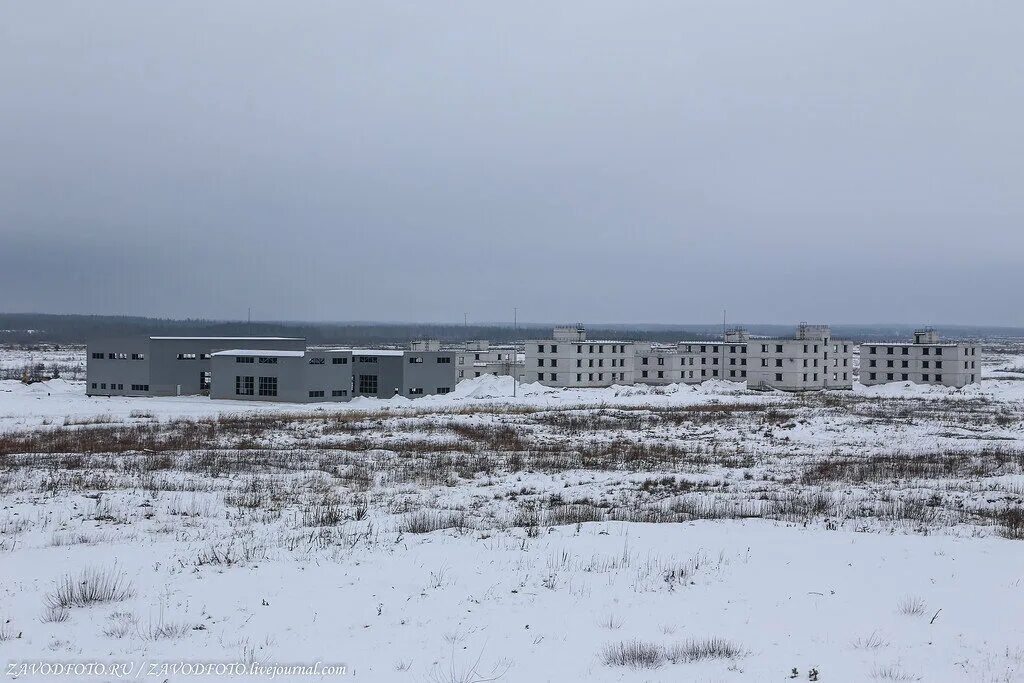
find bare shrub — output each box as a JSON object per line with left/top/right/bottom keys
{"left": 599, "top": 614, "right": 623, "bottom": 630}
{"left": 45, "top": 566, "right": 135, "bottom": 609}
{"left": 102, "top": 611, "right": 139, "bottom": 639}
{"left": 399, "top": 511, "right": 467, "bottom": 535}
{"left": 997, "top": 506, "right": 1024, "bottom": 540}
{"left": 40, "top": 604, "right": 70, "bottom": 623}
{"left": 852, "top": 631, "right": 890, "bottom": 650}
{"left": 665, "top": 638, "right": 746, "bottom": 663}
{"left": 897, "top": 595, "right": 928, "bottom": 617}
{"left": 600, "top": 641, "right": 665, "bottom": 669}
{"left": 871, "top": 665, "right": 921, "bottom": 681}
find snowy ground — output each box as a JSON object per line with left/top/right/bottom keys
{"left": 1, "top": 344, "right": 1024, "bottom": 682}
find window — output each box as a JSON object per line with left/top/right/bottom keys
{"left": 901, "top": 373, "right": 908, "bottom": 381}
{"left": 550, "top": 374, "right": 558, "bottom": 382}
{"left": 258, "top": 377, "right": 277, "bottom": 396}
{"left": 642, "top": 357, "right": 649, "bottom": 365}
{"left": 177, "top": 353, "right": 197, "bottom": 360}
{"left": 657, "top": 357, "right": 664, "bottom": 366}
{"left": 922, "top": 361, "right": 930, "bottom": 369}
{"left": 236, "top": 356, "right": 254, "bottom": 363}
{"left": 358, "top": 375, "right": 378, "bottom": 394}
{"left": 436, "top": 356, "right": 451, "bottom": 364}
{"left": 869, "top": 372, "right": 876, "bottom": 380}
{"left": 332, "top": 357, "right": 348, "bottom": 364}
{"left": 537, "top": 372, "right": 544, "bottom": 381}
{"left": 761, "top": 344, "right": 768, "bottom": 353}
{"left": 236, "top": 376, "right": 254, "bottom": 396}
{"left": 258, "top": 357, "right": 278, "bottom": 364}
{"left": 200, "top": 353, "right": 211, "bottom": 360}
{"left": 576, "top": 373, "right": 582, "bottom": 381}
{"left": 436, "top": 387, "right": 452, "bottom": 394}
{"left": 550, "top": 359, "right": 558, "bottom": 368}
{"left": 922, "top": 374, "right": 930, "bottom": 382}
{"left": 91, "top": 352, "right": 104, "bottom": 359}
{"left": 886, "top": 360, "right": 893, "bottom": 368}
{"left": 902, "top": 361, "right": 909, "bottom": 368}
{"left": 358, "top": 356, "right": 378, "bottom": 363}
{"left": 91, "top": 383, "right": 97, "bottom": 389}
{"left": 657, "top": 371, "right": 664, "bottom": 379}
{"left": 935, "top": 374, "right": 942, "bottom": 382}
{"left": 761, "top": 359, "right": 768, "bottom": 367}
{"left": 775, "top": 345, "right": 783, "bottom": 353}
{"left": 408, "top": 356, "right": 424, "bottom": 364}
{"left": 935, "top": 348, "right": 943, "bottom": 356}
{"left": 923, "top": 347, "right": 930, "bottom": 356}
{"left": 576, "top": 345, "right": 582, "bottom": 353}
{"left": 100, "top": 383, "right": 107, "bottom": 389}
{"left": 775, "top": 359, "right": 783, "bottom": 367}
{"left": 408, "top": 388, "right": 424, "bottom": 395}
{"left": 775, "top": 373, "right": 783, "bottom": 382}
{"left": 902, "top": 348, "right": 909, "bottom": 355}
{"left": 332, "top": 390, "right": 348, "bottom": 397}
{"left": 308, "top": 390, "right": 324, "bottom": 398}
{"left": 886, "top": 347, "right": 894, "bottom": 355}
{"left": 538, "top": 358, "right": 545, "bottom": 367}
{"left": 886, "top": 373, "right": 894, "bottom": 380}
{"left": 641, "top": 370, "right": 649, "bottom": 378}
{"left": 869, "top": 347, "right": 877, "bottom": 355}
{"left": 130, "top": 384, "right": 150, "bottom": 391}
{"left": 309, "top": 357, "right": 325, "bottom": 365}
{"left": 108, "top": 353, "right": 115, "bottom": 359}
{"left": 551, "top": 345, "right": 558, "bottom": 353}
{"left": 474, "top": 353, "right": 480, "bottom": 361}
{"left": 537, "top": 344, "right": 545, "bottom": 353}
{"left": 935, "top": 361, "right": 943, "bottom": 369}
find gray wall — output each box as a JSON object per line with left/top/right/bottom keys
{"left": 351, "top": 353, "right": 404, "bottom": 399}
{"left": 403, "top": 350, "right": 456, "bottom": 396}
{"left": 210, "top": 350, "right": 354, "bottom": 403}
{"left": 86, "top": 337, "right": 151, "bottom": 395}
{"left": 87, "top": 337, "right": 305, "bottom": 397}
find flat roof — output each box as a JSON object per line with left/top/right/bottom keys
{"left": 150, "top": 336, "right": 304, "bottom": 341}
{"left": 348, "top": 349, "right": 406, "bottom": 356}
{"left": 210, "top": 349, "right": 305, "bottom": 357}
{"left": 862, "top": 342, "right": 961, "bottom": 347}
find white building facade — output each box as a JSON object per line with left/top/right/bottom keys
{"left": 859, "top": 329, "right": 979, "bottom": 388}
{"left": 455, "top": 340, "right": 525, "bottom": 382}
{"left": 525, "top": 326, "right": 635, "bottom": 388}
{"left": 745, "top": 324, "right": 853, "bottom": 391}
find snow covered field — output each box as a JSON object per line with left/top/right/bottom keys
{"left": 2, "top": 344, "right": 1024, "bottom": 681}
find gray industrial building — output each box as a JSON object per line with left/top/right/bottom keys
{"left": 87, "top": 336, "right": 306, "bottom": 397}
{"left": 87, "top": 336, "right": 456, "bottom": 402}
{"left": 210, "top": 348, "right": 354, "bottom": 402}
{"left": 350, "top": 340, "right": 456, "bottom": 399}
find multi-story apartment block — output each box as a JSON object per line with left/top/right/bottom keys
{"left": 746, "top": 324, "right": 853, "bottom": 391}
{"left": 525, "top": 325, "right": 635, "bottom": 387}
{"left": 672, "top": 329, "right": 750, "bottom": 384}
{"left": 859, "top": 329, "right": 980, "bottom": 388}
{"left": 455, "top": 340, "right": 525, "bottom": 382}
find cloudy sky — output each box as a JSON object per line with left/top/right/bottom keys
{"left": 1, "top": 2, "right": 1021, "bottom": 326}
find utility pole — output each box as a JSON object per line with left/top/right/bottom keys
{"left": 248, "top": 307, "right": 252, "bottom": 336}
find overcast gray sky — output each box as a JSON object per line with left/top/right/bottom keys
{"left": 1, "top": 2, "right": 1021, "bottom": 326}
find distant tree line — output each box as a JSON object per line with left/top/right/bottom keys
{"left": 0, "top": 313, "right": 1014, "bottom": 345}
